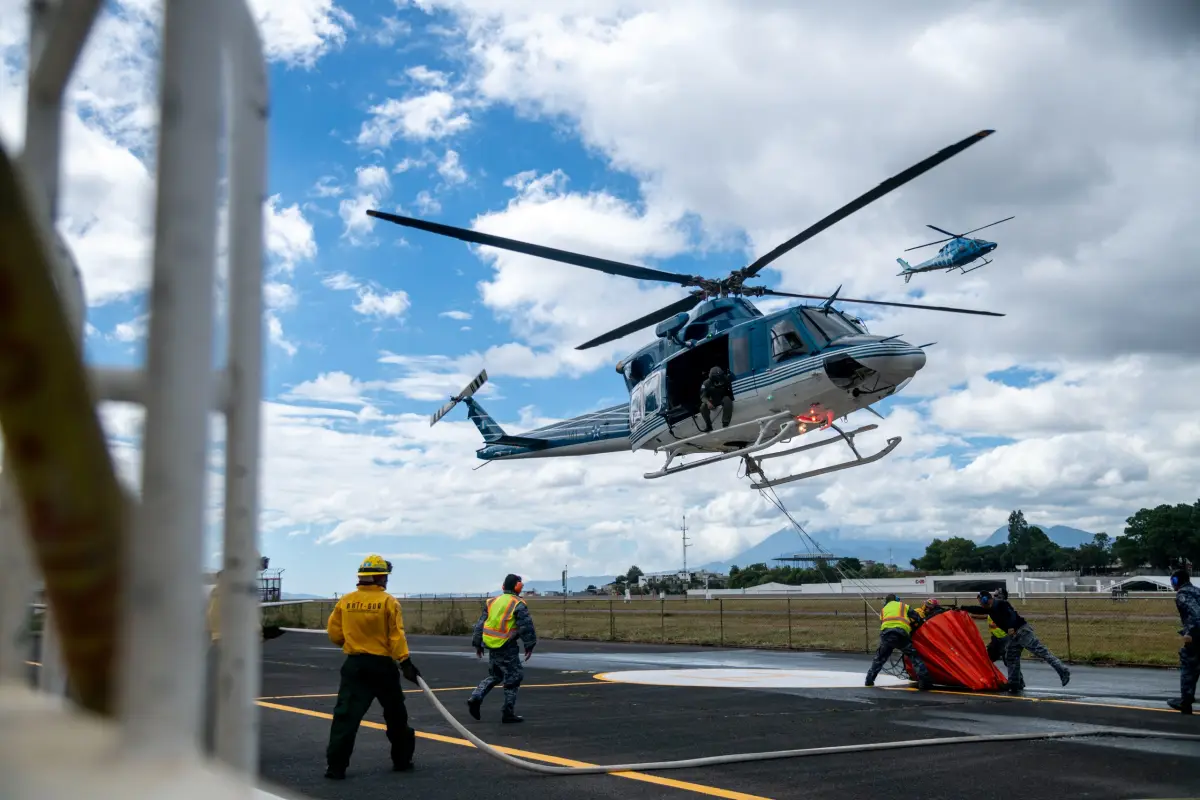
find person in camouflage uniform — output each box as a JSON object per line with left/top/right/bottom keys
{"left": 468, "top": 573, "right": 538, "bottom": 723}
{"left": 961, "top": 589, "right": 1069, "bottom": 692}
{"left": 1169, "top": 568, "right": 1200, "bottom": 714}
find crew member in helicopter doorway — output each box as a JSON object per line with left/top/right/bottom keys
{"left": 467, "top": 574, "right": 538, "bottom": 723}
{"left": 1169, "top": 568, "right": 1200, "bottom": 714}
{"left": 699, "top": 366, "right": 733, "bottom": 432}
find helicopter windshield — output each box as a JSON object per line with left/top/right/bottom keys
{"left": 803, "top": 309, "right": 862, "bottom": 342}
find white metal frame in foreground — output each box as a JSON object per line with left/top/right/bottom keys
{"left": 0, "top": 0, "right": 295, "bottom": 795}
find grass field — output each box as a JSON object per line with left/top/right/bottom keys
{"left": 263, "top": 594, "right": 1186, "bottom": 667}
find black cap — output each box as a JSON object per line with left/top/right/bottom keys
{"left": 709, "top": 365, "right": 723, "bottom": 377}
{"left": 1171, "top": 569, "right": 1191, "bottom": 589}
{"left": 503, "top": 574, "right": 523, "bottom": 592}
{"left": 884, "top": 593, "right": 898, "bottom": 603}
{"left": 978, "top": 590, "right": 992, "bottom": 602}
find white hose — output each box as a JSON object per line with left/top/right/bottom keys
{"left": 415, "top": 677, "right": 1200, "bottom": 775}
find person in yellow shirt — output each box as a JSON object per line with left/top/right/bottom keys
{"left": 324, "top": 555, "right": 422, "bottom": 780}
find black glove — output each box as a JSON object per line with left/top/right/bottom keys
{"left": 262, "top": 625, "right": 285, "bottom": 641}
{"left": 399, "top": 658, "right": 421, "bottom": 684}
{"left": 524, "top": 644, "right": 535, "bottom": 662}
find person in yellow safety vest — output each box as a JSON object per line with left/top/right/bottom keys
{"left": 915, "top": 597, "right": 946, "bottom": 620}
{"left": 467, "top": 573, "right": 538, "bottom": 723}
{"left": 323, "top": 555, "right": 422, "bottom": 780}
{"left": 864, "top": 594, "right": 932, "bottom": 689}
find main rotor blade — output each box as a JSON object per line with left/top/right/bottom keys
{"left": 760, "top": 288, "right": 1004, "bottom": 317}
{"left": 926, "top": 224, "right": 962, "bottom": 239}
{"left": 959, "top": 215, "right": 1014, "bottom": 236}
{"left": 741, "top": 129, "right": 995, "bottom": 278}
{"left": 367, "top": 209, "right": 697, "bottom": 286}
{"left": 903, "top": 236, "right": 953, "bottom": 252}
{"left": 576, "top": 294, "right": 703, "bottom": 350}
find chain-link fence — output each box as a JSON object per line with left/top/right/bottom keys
{"left": 264, "top": 593, "right": 1183, "bottom": 667}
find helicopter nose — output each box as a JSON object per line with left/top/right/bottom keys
{"left": 857, "top": 345, "right": 925, "bottom": 383}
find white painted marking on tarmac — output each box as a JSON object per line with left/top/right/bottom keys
{"left": 594, "top": 667, "right": 910, "bottom": 689}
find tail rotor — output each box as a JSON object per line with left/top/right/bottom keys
{"left": 431, "top": 370, "right": 488, "bottom": 427}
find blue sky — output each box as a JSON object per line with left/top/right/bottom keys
{"left": 2, "top": 1, "right": 1197, "bottom": 597}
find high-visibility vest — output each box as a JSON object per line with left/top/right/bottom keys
{"left": 481, "top": 592, "right": 524, "bottom": 649}
{"left": 988, "top": 617, "right": 1007, "bottom": 639}
{"left": 880, "top": 600, "right": 913, "bottom": 635}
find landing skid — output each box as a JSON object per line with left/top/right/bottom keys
{"left": 643, "top": 411, "right": 799, "bottom": 480}
{"left": 745, "top": 423, "right": 901, "bottom": 489}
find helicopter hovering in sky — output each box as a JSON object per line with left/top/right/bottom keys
{"left": 367, "top": 129, "right": 1006, "bottom": 488}
{"left": 895, "top": 216, "right": 1014, "bottom": 283}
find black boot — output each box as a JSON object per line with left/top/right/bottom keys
{"left": 467, "top": 697, "right": 481, "bottom": 720}
{"left": 324, "top": 766, "right": 346, "bottom": 780}
{"left": 502, "top": 711, "right": 524, "bottom": 723}
{"left": 1168, "top": 697, "right": 1194, "bottom": 714}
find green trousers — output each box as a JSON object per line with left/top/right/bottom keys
{"left": 325, "top": 654, "right": 415, "bottom": 771}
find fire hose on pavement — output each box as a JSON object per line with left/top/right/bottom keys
{"left": 415, "top": 676, "right": 1200, "bottom": 775}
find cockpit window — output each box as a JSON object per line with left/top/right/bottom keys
{"left": 769, "top": 316, "right": 811, "bottom": 360}
{"left": 803, "top": 309, "right": 861, "bottom": 342}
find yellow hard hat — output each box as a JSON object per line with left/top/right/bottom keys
{"left": 357, "top": 554, "right": 393, "bottom": 577}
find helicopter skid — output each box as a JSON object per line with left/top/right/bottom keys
{"left": 746, "top": 423, "right": 901, "bottom": 489}
{"left": 642, "top": 411, "right": 800, "bottom": 480}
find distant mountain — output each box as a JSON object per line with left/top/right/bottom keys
{"left": 699, "top": 528, "right": 926, "bottom": 573}
{"left": 981, "top": 524, "right": 1096, "bottom": 549}
{"left": 280, "top": 592, "right": 328, "bottom": 600}
{"left": 523, "top": 575, "right": 619, "bottom": 593}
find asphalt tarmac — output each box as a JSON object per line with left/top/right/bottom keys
{"left": 256, "top": 633, "right": 1200, "bottom": 800}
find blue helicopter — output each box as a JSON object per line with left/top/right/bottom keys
{"left": 368, "top": 130, "right": 1005, "bottom": 488}
{"left": 895, "top": 216, "right": 1014, "bottom": 283}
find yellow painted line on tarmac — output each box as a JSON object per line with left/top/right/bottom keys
{"left": 258, "top": 699, "right": 775, "bottom": 800}
{"left": 879, "top": 685, "right": 1180, "bottom": 714}
{"left": 258, "top": 679, "right": 611, "bottom": 701}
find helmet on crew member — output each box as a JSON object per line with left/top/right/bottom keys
{"left": 357, "top": 554, "right": 393, "bottom": 579}
{"left": 923, "top": 597, "right": 940, "bottom": 608}
{"left": 709, "top": 365, "right": 724, "bottom": 378}
{"left": 503, "top": 573, "right": 524, "bottom": 595}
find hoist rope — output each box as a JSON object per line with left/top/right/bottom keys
{"left": 416, "top": 676, "right": 1200, "bottom": 775}
{"left": 744, "top": 456, "right": 882, "bottom": 613}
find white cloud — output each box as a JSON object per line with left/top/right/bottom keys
{"left": 284, "top": 371, "right": 371, "bottom": 405}
{"left": 265, "top": 282, "right": 299, "bottom": 311}
{"left": 264, "top": 195, "right": 318, "bottom": 274}
{"left": 439, "top": 310, "right": 472, "bottom": 320}
{"left": 112, "top": 314, "right": 148, "bottom": 343}
{"left": 311, "top": 176, "right": 343, "bottom": 197}
{"left": 368, "top": 15, "right": 412, "bottom": 46}
{"left": 339, "top": 164, "right": 392, "bottom": 243}
{"left": 322, "top": 269, "right": 411, "bottom": 320}
{"left": 436, "top": 149, "right": 468, "bottom": 184}
{"left": 353, "top": 287, "right": 412, "bottom": 319}
{"left": 246, "top": 0, "right": 356, "bottom": 69}
{"left": 413, "top": 189, "right": 441, "bottom": 215}
{"left": 406, "top": 65, "right": 449, "bottom": 87}
{"left": 356, "top": 91, "right": 472, "bottom": 146}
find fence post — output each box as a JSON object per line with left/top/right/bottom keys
{"left": 863, "top": 600, "right": 869, "bottom": 652}
{"left": 787, "top": 597, "right": 792, "bottom": 649}
{"left": 1064, "top": 596, "right": 1072, "bottom": 662}
{"left": 609, "top": 597, "right": 614, "bottom": 641}
{"left": 661, "top": 595, "right": 665, "bottom": 642}
{"left": 419, "top": 600, "right": 424, "bottom": 630}
{"left": 562, "top": 594, "right": 567, "bottom": 639}
{"left": 719, "top": 598, "right": 724, "bottom": 646}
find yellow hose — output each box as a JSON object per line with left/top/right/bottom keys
{"left": 0, "top": 141, "right": 125, "bottom": 715}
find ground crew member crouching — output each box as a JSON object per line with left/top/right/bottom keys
{"left": 324, "top": 555, "right": 421, "bottom": 779}
{"left": 983, "top": 587, "right": 1009, "bottom": 663}
{"left": 865, "top": 594, "right": 932, "bottom": 690}
{"left": 961, "top": 590, "right": 1069, "bottom": 692}
{"left": 467, "top": 573, "right": 537, "bottom": 723}
{"left": 1169, "top": 568, "right": 1200, "bottom": 714}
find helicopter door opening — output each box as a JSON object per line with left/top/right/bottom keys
{"left": 663, "top": 334, "right": 730, "bottom": 423}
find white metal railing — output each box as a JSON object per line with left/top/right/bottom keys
{"left": 0, "top": 0, "right": 289, "bottom": 795}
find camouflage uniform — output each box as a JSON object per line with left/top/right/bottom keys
{"left": 1175, "top": 584, "right": 1200, "bottom": 710}
{"left": 469, "top": 593, "right": 537, "bottom": 719}
{"left": 962, "top": 597, "right": 1069, "bottom": 690}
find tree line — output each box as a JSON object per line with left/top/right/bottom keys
{"left": 912, "top": 502, "right": 1200, "bottom": 574}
